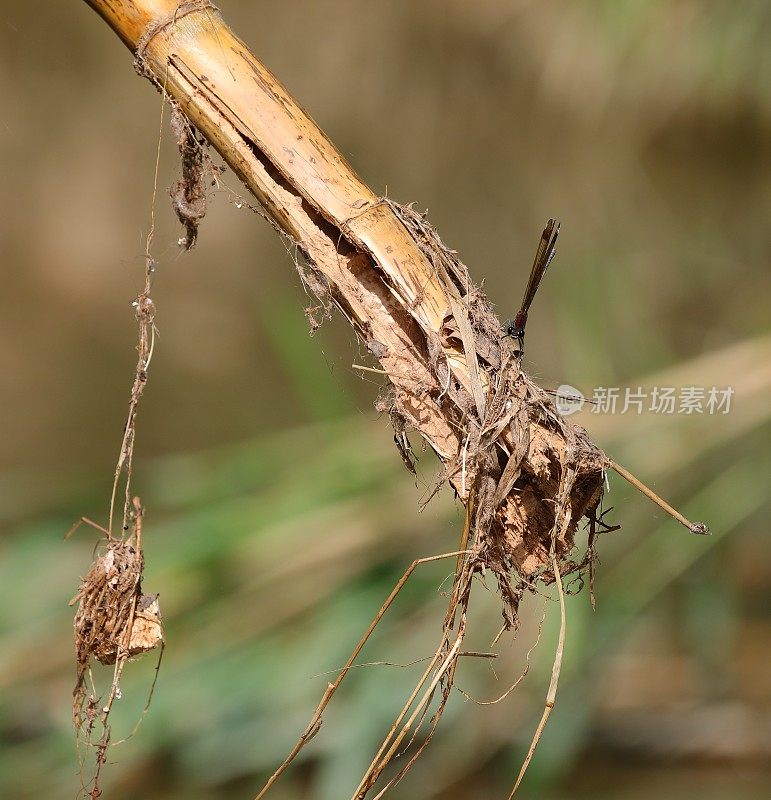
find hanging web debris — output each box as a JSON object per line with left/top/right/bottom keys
{"left": 169, "top": 104, "right": 222, "bottom": 248}
{"left": 70, "top": 499, "right": 163, "bottom": 730}
{"left": 67, "top": 61, "right": 172, "bottom": 798}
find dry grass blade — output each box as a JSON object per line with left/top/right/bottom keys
{"left": 610, "top": 459, "right": 710, "bottom": 535}
{"left": 507, "top": 455, "right": 575, "bottom": 797}
{"left": 351, "top": 504, "right": 476, "bottom": 799}
{"left": 448, "top": 294, "right": 486, "bottom": 420}
{"left": 253, "top": 550, "right": 470, "bottom": 800}
{"left": 507, "top": 550, "right": 566, "bottom": 798}
{"left": 352, "top": 636, "right": 464, "bottom": 800}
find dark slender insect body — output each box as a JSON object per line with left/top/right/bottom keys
{"left": 504, "top": 218, "right": 560, "bottom": 354}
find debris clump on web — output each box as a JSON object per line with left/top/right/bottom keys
{"left": 70, "top": 503, "right": 162, "bottom": 725}
{"left": 169, "top": 105, "right": 222, "bottom": 249}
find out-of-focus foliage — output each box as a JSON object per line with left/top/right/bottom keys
{"left": 0, "top": 1, "right": 769, "bottom": 799}
{"left": 2, "top": 392, "right": 769, "bottom": 799}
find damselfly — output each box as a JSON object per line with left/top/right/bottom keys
{"left": 504, "top": 218, "right": 560, "bottom": 355}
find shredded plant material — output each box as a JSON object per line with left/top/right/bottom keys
{"left": 70, "top": 500, "right": 163, "bottom": 732}
{"left": 169, "top": 104, "right": 220, "bottom": 248}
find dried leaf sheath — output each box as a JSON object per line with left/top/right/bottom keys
{"left": 83, "top": 0, "right": 608, "bottom": 587}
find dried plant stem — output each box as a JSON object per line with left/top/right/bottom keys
{"left": 82, "top": 1, "right": 610, "bottom": 580}
{"left": 65, "top": 517, "right": 110, "bottom": 540}
{"left": 446, "top": 493, "right": 474, "bottom": 626}
{"left": 506, "top": 454, "right": 576, "bottom": 797}
{"left": 507, "top": 550, "right": 566, "bottom": 798}
{"left": 352, "top": 363, "right": 388, "bottom": 375}
{"left": 254, "top": 550, "right": 470, "bottom": 800}
{"left": 353, "top": 636, "right": 464, "bottom": 800}
{"left": 368, "top": 618, "right": 467, "bottom": 800}
{"left": 609, "top": 459, "right": 710, "bottom": 535}
{"left": 358, "top": 647, "right": 446, "bottom": 797}
{"left": 352, "top": 503, "right": 475, "bottom": 799}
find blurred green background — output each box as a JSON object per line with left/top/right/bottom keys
{"left": 1, "top": 1, "right": 770, "bottom": 798}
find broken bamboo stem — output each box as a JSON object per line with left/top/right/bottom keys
{"left": 83, "top": 0, "right": 613, "bottom": 580}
